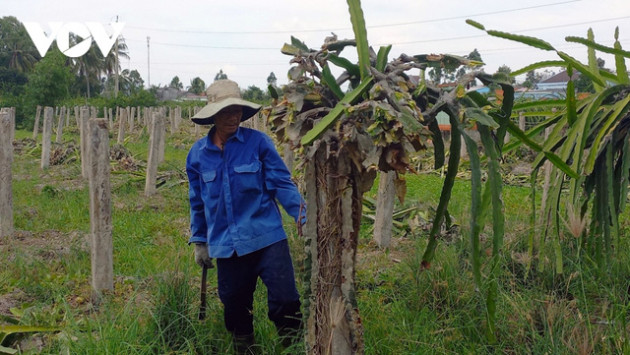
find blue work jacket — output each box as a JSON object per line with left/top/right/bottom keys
{"left": 187, "top": 126, "right": 305, "bottom": 258}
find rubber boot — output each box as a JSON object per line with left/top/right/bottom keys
{"left": 233, "top": 333, "right": 256, "bottom": 355}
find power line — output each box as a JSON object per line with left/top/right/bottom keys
{"left": 141, "top": 61, "right": 287, "bottom": 66}
{"left": 124, "top": 38, "right": 278, "bottom": 50}
{"left": 368, "top": 0, "right": 583, "bottom": 29}
{"left": 122, "top": 15, "right": 630, "bottom": 50}
{"left": 380, "top": 15, "right": 630, "bottom": 46}
{"left": 124, "top": 0, "right": 581, "bottom": 35}
{"left": 131, "top": 38, "right": 630, "bottom": 72}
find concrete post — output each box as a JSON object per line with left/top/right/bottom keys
{"left": 117, "top": 108, "right": 126, "bottom": 144}
{"left": 374, "top": 171, "right": 395, "bottom": 248}
{"left": 108, "top": 108, "right": 113, "bottom": 130}
{"left": 65, "top": 106, "right": 70, "bottom": 127}
{"left": 88, "top": 118, "right": 113, "bottom": 296}
{"left": 129, "top": 107, "right": 135, "bottom": 134}
{"left": 143, "top": 107, "right": 149, "bottom": 126}
{"left": 252, "top": 112, "right": 259, "bottom": 130}
{"left": 175, "top": 106, "right": 181, "bottom": 132}
{"left": 168, "top": 107, "right": 172, "bottom": 133}
{"left": 0, "top": 112, "right": 13, "bottom": 238}
{"left": 80, "top": 107, "right": 90, "bottom": 178}
{"left": 32, "top": 105, "right": 42, "bottom": 140}
{"left": 157, "top": 110, "right": 165, "bottom": 163}
{"left": 41, "top": 107, "right": 53, "bottom": 169}
{"left": 74, "top": 106, "right": 80, "bottom": 127}
{"left": 4, "top": 108, "right": 16, "bottom": 143}
{"left": 519, "top": 111, "right": 526, "bottom": 131}
{"left": 145, "top": 112, "right": 162, "bottom": 196}
{"left": 56, "top": 106, "right": 66, "bottom": 143}
{"left": 194, "top": 106, "right": 201, "bottom": 137}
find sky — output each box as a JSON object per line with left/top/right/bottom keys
{"left": 3, "top": 0, "right": 630, "bottom": 90}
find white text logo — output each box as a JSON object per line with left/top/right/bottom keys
{"left": 24, "top": 22, "right": 125, "bottom": 58}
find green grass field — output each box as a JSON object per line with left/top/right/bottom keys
{"left": 2, "top": 125, "right": 630, "bottom": 354}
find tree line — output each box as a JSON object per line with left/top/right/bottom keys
{"left": 0, "top": 16, "right": 277, "bottom": 129}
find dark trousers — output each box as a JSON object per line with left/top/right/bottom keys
{"left": 216, "top": 239, "right": 302, "bottom": 336}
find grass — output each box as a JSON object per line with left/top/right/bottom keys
{"left": 2, "top": 122, "right": 630, "bottom": 354}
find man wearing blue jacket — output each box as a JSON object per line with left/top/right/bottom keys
{"left": 187, "top": 79, "right": 305, "bottom": 354}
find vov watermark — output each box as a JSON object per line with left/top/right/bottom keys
{"left": 24, "top": 22, "right": 125, "bottom": 58}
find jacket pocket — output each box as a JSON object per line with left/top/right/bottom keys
{"left": 233, "top": 161, "right": 262, "bottom": 193}
{"left": 201, "top": 170, "right": 219, "bottom": 197}
{"left": 202, "top": 170, "right": 216, "bottom": 182}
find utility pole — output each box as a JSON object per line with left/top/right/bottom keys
{"left": 114, "top": 15, "right": 119, "bottom": 98}
{"left": 147, "top": 36, "right": 151, "bottom": 88}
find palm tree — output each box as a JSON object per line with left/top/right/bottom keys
{"left": 71, "top": 39, "right": 104, "bottom": 98}
{"left": 104, "top": 37, "right": 129, "bottom": 97}
{"left": 189, "top": 77, "right": 206, "bottom": 94}
{"left": 169, "top": 76, "right": 183, "bottom": 90}
{"left": 0, "top": 16, "right": 40, "bottom": 72}
{"left": 8, "top": 41, "right": 38, "bottom": 72}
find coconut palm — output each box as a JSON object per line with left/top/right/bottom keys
{"left": 0, "top": 16, "right": 39, "bottom": 72}
{"left": 7, "top": 41, "right": 38, "bottom": 72}
{"left": 64, "top": 33, "right": 105, "bottom": 98}
{"left": 189, "top": 77, "right": 206, "bottom": 95}
{"left": 104, "top": 37, "right": 130, "bottom": 97}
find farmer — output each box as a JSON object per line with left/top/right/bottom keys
{"left": 186, "top": 79, "right": 305, "bottom": 354}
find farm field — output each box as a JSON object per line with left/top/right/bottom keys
{"left": 2, "top": 126, "right": 630, "bottom": 354}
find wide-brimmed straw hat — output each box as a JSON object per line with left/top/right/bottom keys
{"left": 191, "top": 79, "right": 261, "bottom": 125}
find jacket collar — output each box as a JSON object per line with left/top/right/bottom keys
{"left": 201, "top": 126, "right": 245, "bottom": 150}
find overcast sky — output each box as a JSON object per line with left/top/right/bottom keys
{"left": 4, "top": 0, "right": 630, "bottom": 90}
